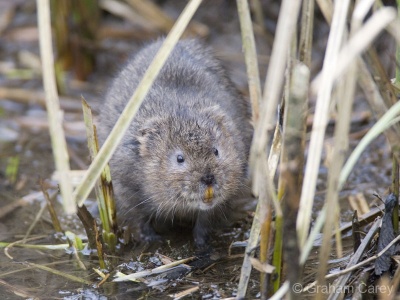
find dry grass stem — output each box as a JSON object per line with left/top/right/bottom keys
{"left": 269, "top": 281, "right": 290, "bottom": 300}
{"left": 169, "top": 286, "right": 200, "bottom": 299}
{"left": 353, "top": 0, "right": 377, "bottom": 22}
{"left": 299, "top": 0, "right": 314, "bottom": 67}
{"left": 315, "top": 0, "right": 333, "bottom": 24}
{"left": 113, "top": 256, "right": 195, "bottom": 282}
{"left": 297, "top": 0, "right": 350, "bottom": 248}
{"left": 390, "top": 262, "right": 400, "bottom": 296}
{"left": 4, "top": 235, "right": 48, "bottom": 260}
{"left": 266, "top": 122, "right": 286, "bottom": 235}
{"left": 311, "top": 7, "right": 397, "bottom": 92}
{"left": 268, "top": 121, "right": 283, "bottom": 179}
{"left": 239, "top": 0, "right": 302, "bottom": 296}
{"left": 40, "top": 183, "right": 63, "bottom": 233}
{"left": 82, "top": 98, "right": 117, "bottom": 235}
{"left": 249, "top": 0, "right": 264, "bottom": 31}
{"left": 304, "top": 219, "right": 381, "bottom": 294}
{"left": 0, "top": 191, "right": 42, "bottom": 219}
{"left": 249, "top": 0, "right": 302, "bottom": 195}
{"left": 0, "top": 79, "right": 82, "bottom": 112}
{"left": 387, "top": 19, "right": 400, "bottom": 50}
{"left": 76, "top": 204, "right": 97, "bottom": 250}
{"left": 125, "top": 0, "right": 175, "bottom": 32}
{"left": 237, "top": 117, "right": 283, "bottom": 298}
{"left": 280, "top": 62, "right": 310, "bottom": 294}
{"left": 99, "top": 0, "right": 156, "bottom": 31}
{"left": 73, "top": 0, "right": 203, "bottom": 207}
{"left": 36, "top": 0, "right": 74, "bottom": 213}
{"left": 22, "top": 201, "right": 47, "bottom": 244}
{"left": 0, "top": 279, "right": 38, "bottom": 299}
{"left": 125, "top": 0, "right": 208, "bottom": 37}
{"left": 236, "top": 0, "right": 262, "bottom": 123}
{"left": 327, "top": 234, "right": 400, "bottom": 281}
{"left": 317, "top": 33, "right": 358, "bottom": 292}
{"left": 25, "top": 262, "right": 91, "bottom": 285}
{"left": 236, "top": 1, "right": 265, "bottom": 293}
{"left": 340, "top": 101, "right": 400, "bottom": 188}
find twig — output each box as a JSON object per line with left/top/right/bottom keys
{"left": 40, "top": 180, "right": 63, "bottom": 233}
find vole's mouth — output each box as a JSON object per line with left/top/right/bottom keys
{"left": 203, "top": 186, "right": 214, "bottom": 204}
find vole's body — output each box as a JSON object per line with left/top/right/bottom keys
{"left": 99, "top": 39, "right": 252, "bottom": 245}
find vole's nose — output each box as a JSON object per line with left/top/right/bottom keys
{"left": 201, "top": 174, "right": 215, "bottom": 185}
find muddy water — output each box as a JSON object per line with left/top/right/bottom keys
{"left": 0, "top": 1, "right": 396, "bottom": 299}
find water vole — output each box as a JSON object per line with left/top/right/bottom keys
{"left": 98, "top": 39, "right": 253, "bottom": 246}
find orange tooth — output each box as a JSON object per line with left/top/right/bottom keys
{"left": 203, "top": 186, "right": 214, "bottom": 203}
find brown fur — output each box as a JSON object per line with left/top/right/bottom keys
{"left": 98, "top": 39, "right": 253, "bottom": 245}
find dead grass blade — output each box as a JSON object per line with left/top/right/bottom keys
{"left": 73, "top": 0, "right": 203, "bottom": 207}
{"left": 36, "top": 0, "right": 74, "bottom": 213}
{"left": 297, "top": 0, "right": 350, "bottom": 250}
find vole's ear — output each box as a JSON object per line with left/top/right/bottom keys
{"left": 138, "top": 118, "right": 161, "bottom": 136}
{"left": 200, "top": 105, "right": 225, "bottom": 126}
{"left": 136, "top": 118, "right": 161, "bottom": 155}
{"left": 200, "top": 105, "right": 232, "bottom": 139}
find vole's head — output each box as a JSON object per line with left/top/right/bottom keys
{"left": 136, "top": 106, "right": 247, "bottom": 218}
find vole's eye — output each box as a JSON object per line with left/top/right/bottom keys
{"left": 177, "top": 154, "right": 185, "bottom": 163}
{"left": 213, "top": 148, "right": 219, "bottom": 156}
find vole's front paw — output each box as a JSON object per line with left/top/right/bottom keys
{"left": 193, "top": 221, "right": 210, "bottom": 249}
{"left": 140, "top": 223, "right": 162, "bottom": 242}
